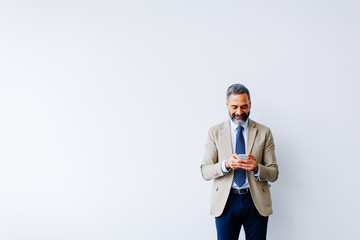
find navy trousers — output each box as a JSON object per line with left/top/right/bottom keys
{"left": 215, "top": 192, "right": 268, "bottom": 240}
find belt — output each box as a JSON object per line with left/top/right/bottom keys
{"left": 231, "top": 188, "right": 250, "bottom": 195}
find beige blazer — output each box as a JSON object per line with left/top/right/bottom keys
{"left": 201, "top": 119, "right": 279, "bottom": 217}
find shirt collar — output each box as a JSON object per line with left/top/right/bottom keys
{"left": 229, "top": 118, "right": 249, "bottom": 132}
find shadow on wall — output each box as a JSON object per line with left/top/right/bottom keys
{"left": 269, "top": 137, "right": 301, "bottom": 240}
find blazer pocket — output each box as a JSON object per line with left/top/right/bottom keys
{"left": 260, "top": 182, "right": 270, "bottom": 192}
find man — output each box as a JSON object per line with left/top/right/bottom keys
{"left": 200, "top": 84, "right": 279, "bottom": 240}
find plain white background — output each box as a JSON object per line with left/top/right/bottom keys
{"left": 0, "top": 0, "right": 359, "bottom": 239}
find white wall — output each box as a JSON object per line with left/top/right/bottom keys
{"left": 1, "top": 0, "right": 359, "bottom": 239}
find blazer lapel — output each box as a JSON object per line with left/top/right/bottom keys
{"left": 247, "top": 119, "right": 258, "bottom": 154}
{"left": 220, "top": 120, "right": 233, "bottom": 157}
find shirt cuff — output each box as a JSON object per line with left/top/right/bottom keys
{"left": 221, "top": 160, "right": 230, "bottom": 174}
{"left": 252, "top": 163, "right": 260, "bottom": 178}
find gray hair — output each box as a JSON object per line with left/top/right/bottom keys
{"left": 226, "top": 84, "right": 251, "bottom": 101}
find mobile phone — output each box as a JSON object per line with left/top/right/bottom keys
{"left": 237, "top": 154, "right": 248, "bottom": 160}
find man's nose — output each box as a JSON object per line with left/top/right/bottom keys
{"left": 236, "top": 108, "right": 242, "bottom": 115}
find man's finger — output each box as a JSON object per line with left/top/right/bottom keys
{"left": 237, "top": 159, "right": 250, "bottom": 164}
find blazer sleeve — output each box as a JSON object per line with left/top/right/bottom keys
{"left": 200, "top": 128, "right": 226, "bottom": 181}
{"left": 257, "top": 129, "right": 279, "bottom": 182}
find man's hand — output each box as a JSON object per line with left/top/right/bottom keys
{"left": 225, "top": 154, "right": 259, "bottom": 174}
{"left": 225, "top": 154, "right": 242, "bottom": 170}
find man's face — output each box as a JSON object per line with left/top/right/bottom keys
{"left": 226, "top": 93, "right": 251, "bottom": 125}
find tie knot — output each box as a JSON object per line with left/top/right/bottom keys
{"left": 237, "top": 125, "right": 244, "bottom": 133}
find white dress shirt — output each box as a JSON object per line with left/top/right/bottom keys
{"left": 221, "top": 118, "right": 260, "bottom": 189}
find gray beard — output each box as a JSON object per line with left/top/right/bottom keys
{"left": 229, "top": 111, "right": 250, "bottom": 125}
{"left": 231, "top": 118, "right": 245, "bottom": 125}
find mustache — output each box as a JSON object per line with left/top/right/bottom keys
{"left": 232, "top": 112, "right": 248, "bottom": 118}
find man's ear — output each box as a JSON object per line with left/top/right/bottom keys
{"left": 226, "top": 101, "right": 229, "bottom": 108}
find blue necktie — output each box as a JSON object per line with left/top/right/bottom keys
{"left": 234, "top": 125, "right": 246, "bottom": 187}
